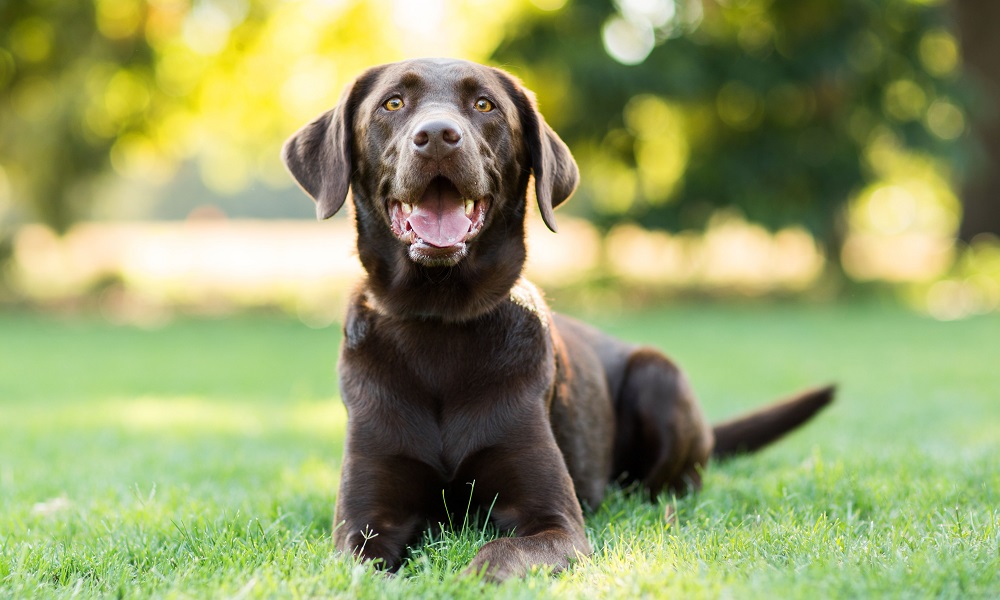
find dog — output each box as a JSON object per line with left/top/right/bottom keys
{"left": 282, "top": 58, "right": 833, "bottom": 582}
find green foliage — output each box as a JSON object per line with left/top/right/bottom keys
{"left": 495, "top": 0, "right": 967, "bottom": 250}
{"left": 1, "top": 306, "right": 998, "bottom": 597}
{"left": 0, "top": 0, "right": 517, "bottom": 233}
{"left": 0, "top": 0, "right": 161, "bottom": 232}
{"left": 0, "top": 0, "right": 973, "bottom": 270}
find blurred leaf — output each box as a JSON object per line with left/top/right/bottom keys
{"left": 492, "top": 0, "right": 969, "bottom": 264}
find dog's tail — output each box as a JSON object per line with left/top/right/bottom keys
{"left": 711, "top": 385, "right": 835, "bottom": 459}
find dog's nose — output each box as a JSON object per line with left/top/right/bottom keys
{"left": 412, "top": 118, "right": 463, "bottom": 160}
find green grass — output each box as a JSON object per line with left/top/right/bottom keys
{"left": 1, "top": 304, "right": 998, "bottom": 598}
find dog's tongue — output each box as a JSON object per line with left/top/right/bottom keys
{"left": 407, "top": 178, "right": 471, "bottom": 248}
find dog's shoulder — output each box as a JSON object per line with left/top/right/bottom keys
{"left": 508, "top": 277, "right": 550, "bottom": 331}
{"left": 343, "top": 287, "right": 379, "bottom": 349}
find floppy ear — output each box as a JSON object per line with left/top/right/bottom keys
{"left": 281, "top": 85, "right": 355, "bottom": 220}
{"left": 520, "top": 90, "right": 579, "bottom": 233}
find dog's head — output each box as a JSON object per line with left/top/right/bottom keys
{"left": 282, "top": 58, "right": 578, "bottom": 269}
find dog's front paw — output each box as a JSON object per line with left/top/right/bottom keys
{"left": 462, "top": 539, "right": 526, "bottom": 583}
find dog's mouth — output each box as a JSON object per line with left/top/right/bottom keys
{"left": 389, "top": 176, "right": 488, "bottom": 265}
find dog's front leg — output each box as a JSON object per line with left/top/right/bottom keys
{"left": 459, "top": 437, "right": 591, "bottom": 582}
{"left": 333, "top": 454, "right": 439, "bottom": 571}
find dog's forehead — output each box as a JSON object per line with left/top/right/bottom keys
{"left": 372, "top": 59, "right": 508, "bottom": 101}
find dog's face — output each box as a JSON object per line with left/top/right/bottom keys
{"left": 282, "top": 59, "right": 579, "bottom": 268}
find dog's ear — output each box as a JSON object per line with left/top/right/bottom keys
{"left": 518, "top": 88, "right": 579, "bottom": 233}
{"left": 281, "top": 82, "right": 359, "bottom": 220}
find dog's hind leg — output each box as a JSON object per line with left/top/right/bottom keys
{"left": 612, "top": 348, "right": 715, "bottom": 500}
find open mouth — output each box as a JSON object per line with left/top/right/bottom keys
{"left": 389, "top": 176, "right": 488, "bottom": 265}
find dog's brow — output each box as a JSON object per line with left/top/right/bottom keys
{"left": 399, "top": 71, "right": 423, "bottom": 89}
{"left": 458, "top": 76, "right": 482, "bottom": 96}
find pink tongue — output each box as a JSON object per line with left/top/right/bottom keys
{"left": 407, "top": 179, "right": 471, "bottom": 248}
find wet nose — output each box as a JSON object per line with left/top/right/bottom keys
{"left": 412, "top": 118, "right": 463, "bottom": 160}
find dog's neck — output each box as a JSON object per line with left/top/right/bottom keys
{"left": 354, "top": 201, "right": 529, "bottom": 323}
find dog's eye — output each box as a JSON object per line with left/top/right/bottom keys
{"left": 384, "top": 97, "right": 404, "bottom": 111}
{"left": 474, "top": 98, "right": 494, "bottom": 113}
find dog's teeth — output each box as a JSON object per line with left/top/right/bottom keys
{"left": 465, "top": 199, "right": 474, "bottom": 216}
{"left": 401, "top": 202, "right": 412, "bottom": 215}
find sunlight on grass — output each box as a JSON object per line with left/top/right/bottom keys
{"left": 119, "top": 396, "right": 346, "bottom": 436}
{"left": 2, "top": 396, "right": 346, "bottom": 437}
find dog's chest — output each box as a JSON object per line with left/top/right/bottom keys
{"left": 339, "top": 292, "right": 554, "bottom": 479}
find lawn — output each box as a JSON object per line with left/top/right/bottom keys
{"left": 1, "top": 304, "right": 998, "bottom": 598}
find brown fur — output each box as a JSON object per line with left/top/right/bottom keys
{"left": 282, "top": 58, "right": 833, "bottom": 582}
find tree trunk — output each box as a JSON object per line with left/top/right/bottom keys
{"left": 955, "top": 0, "right": 1000, "bottom": 242}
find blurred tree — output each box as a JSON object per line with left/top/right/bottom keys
{"left": 493, "top": 0, "right": 967, "bottom": 265}
{"left": 0, "top": 0, "right": 162, "bottom": 233}
{"left": 0, "top": 0, "right": 522, "bottom": 242}
{"left": 0, "top": 0, "right": 972, "bottom": 283}
{"left": 954, "top": 0, "right": 1000, "bottom": 242}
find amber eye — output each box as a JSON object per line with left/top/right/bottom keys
{"left": 474, "top": 98, "right": 494, "bottom": 112}
{"left": 384, "top": 97, "right": 404, "bottom": 111}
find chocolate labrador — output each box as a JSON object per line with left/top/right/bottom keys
{"left": 282, "top": 58, "right": 833, "bottom": 582}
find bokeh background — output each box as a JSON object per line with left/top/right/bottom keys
{"left": 1, "top": 0, "right": 999, "bottom": 321}
{"left": 3, "top": 4, "right": 1000, "bottom": 596}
